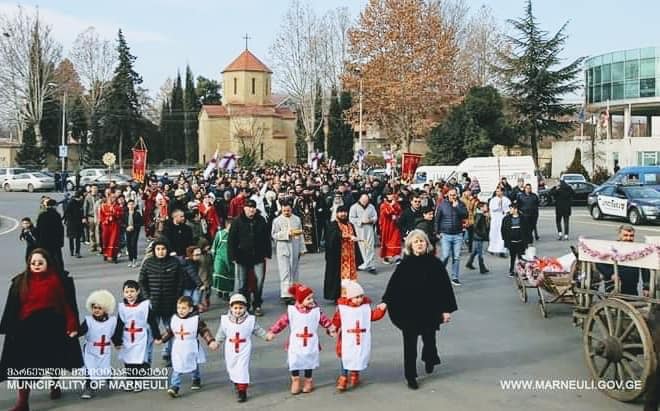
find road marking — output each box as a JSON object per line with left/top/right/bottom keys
{"left": 539, "top": 215, "right": 660, "bottom": 233}
{"left": 0, "top": 214, "right": 19, "bottom": 236}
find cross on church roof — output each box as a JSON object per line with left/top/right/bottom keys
{"left": 243, "top": 33, "right": 251, "bottom": 50}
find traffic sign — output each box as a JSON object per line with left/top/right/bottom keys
{"left": 59, "top": 145, "right": 68, "bottom": 158}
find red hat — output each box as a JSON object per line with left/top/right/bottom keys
{"left": 288, "top": 283, "right": 314, "bottom": 304}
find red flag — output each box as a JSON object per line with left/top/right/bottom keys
{"left": 401, "top": 153, "right": 422, "bottom": 182}
{"left": 132, "top": 148, "right": 148, "bottom": 183}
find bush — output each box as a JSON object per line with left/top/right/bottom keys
{"left": 591, "top": 166, "right": 611, "bottom": 185}
{"left": 564, "top": 149, "right": 590, "bottom": 181}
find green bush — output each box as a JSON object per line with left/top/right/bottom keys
{"left": 591, "top": 166, "right": 611, "bottom": 185}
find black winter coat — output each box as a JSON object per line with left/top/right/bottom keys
{"left": 123, "top": 210, "right": 144, "bottom": 232}
{"left": 163, "top": 221, "right": 194, "bottom": 257}
{"left": 36, "top": 207, "right": 64, "bottom": 250}
{"left": 0, "top": 270, "right": 83, "bottom": 381}
{"left": 138, "top": 255, "right": 185, "bottom": 317}
{"left": 323, "top": 221, "right": 363, "bottom": 301}
{"left": 382, "top": 254, "right": 457, "bottom": 333}
{"left": 227, "top": 212, "right": 272, "bottom": 266}
{"left": 63, "top": 198, "right": 84, "bottom": 237}
{"left": 501, "top": 213, "right": 531, "bottom": 250}
{"left": 517, "top": 192, "right": 540, "bottom": 217}
{"left": 551, "top": 182, "right": 575, "bottom": 216}
{"left": 398, "top": 206, "right": 423, "bottom": 237}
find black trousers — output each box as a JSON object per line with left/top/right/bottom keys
{"left": 402, "top": 328, "right": 440, "bottom": 380}
{"left": 555, "top": 214, "right": 570, "bottom": 235}
{"left": 525, "top": 214, "right": 539, "bottom": 240}
{"left": 127, "top": 230, "right": 140, "bottom": 261}
{"left": 509, "top": 241, "right": 525, "bottom": 273}
{"left": 68, "top": 236, "right": 80, "bottom": 256}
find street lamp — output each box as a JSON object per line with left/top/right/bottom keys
{"left": 354, "top": 67, "right": 364, "bottom": 173}
{"left": 47, "top": 82, "right": 67, "bottom": 173}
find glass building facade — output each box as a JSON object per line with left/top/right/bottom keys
{"left": 585, "top": 47, "right": 660, "bottom": 104}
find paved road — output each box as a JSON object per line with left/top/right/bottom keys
{"left": 0, "top": 192, "right": 657, "bottom": 411}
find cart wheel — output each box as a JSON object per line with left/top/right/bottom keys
{"left": 538, "top": 289, "right": 548, "bottom": 318}
{"left": 516, "top": 275, "right": 527, "bottom": 303}
{"left": 583, "top": 298, "right": 655, "bottom": 402}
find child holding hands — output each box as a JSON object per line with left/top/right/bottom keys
{"left": 266, "top": 283, "right": 334, "bottom": 395}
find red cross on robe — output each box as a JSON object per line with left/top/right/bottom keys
{"left": 125, "top": 320, "right": 144, "bottom": 343}
{"left": 93, "top": 334, "right": 111, "bottom": 355}
{"left": 347, "top": 320, "right": 366, "bottom": 346}
{"left": 229, "top": 332, "right": 246, "bottom": 353}
{"left": 174, "top": 324, "right": 191, "bottom": 340}
{"left": 295, "top": 326, "right": 314, "bottom": 347}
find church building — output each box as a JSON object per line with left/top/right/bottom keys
{"left": 197, "top": 48, "right": 297, "bottom": 164}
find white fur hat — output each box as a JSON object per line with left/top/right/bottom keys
{"left": 86, "top": 289, "right": 116, "bottom": 315}
{"left": 342, "top": 280, "right": 364, "bottom": 299}
{"left": 229, "top": 293, "right": 247, "bottom": 306}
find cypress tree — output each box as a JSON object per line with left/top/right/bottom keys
{"left": 326, "top": 87, "right": 341, "bottom": 161}
{"left": 16, "top": 125, "right": 47, "bottom": 169}
{"left": 169, "top": 72, "right": 185, "bottom": 162}
{"left": 338, "top": 91, "right": 355, "bottom": 165}
{"left": 183, "top": 65, "right": 200, "bottom": 165}
{"left": 295, "top": 112, "right": 307, "bottom": 164}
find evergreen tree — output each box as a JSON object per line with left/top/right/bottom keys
{"left": 155, "top": 99, "right": 171, "bottom": 164}
{"left": 338, "top": 91, "right": 355, "bottom": 165}
{"left": 183, "top": 66, "right": 200, "bottom": 165}
{"left": 326, "top": 87, "right": 341, "bottom": 161}
{"left": 196, "top": 76, "right": 222, "bottom": 105}
{"left": 498, "top": 0, "right": 583, "bottom": 167}
{"left": 169, "top": 72, "right": 185, "bottom": 162}
{"left": 295, "top": 112, "right": 307, "bottom": 164}
{"left": 312, "top": 81, "right": 324, "bottom": 152}
{"left": 16, "top": 125, "right": 47, "bottom": 169}
{"left": 100, "top": 29, "right": 143, "bottom": 166}
{"left": 40, "top": 95, "right": 62, "bottom": 159}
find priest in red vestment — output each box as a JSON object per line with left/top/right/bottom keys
{"left": 379, "top": 191, "right": 402, "bottom": 263}
{"left": 100, "top": 195, "right": 123, "bottom": 262}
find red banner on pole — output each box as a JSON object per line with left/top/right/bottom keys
{"left": 132, "top": 148, "right": 147, "bottom": 183}
{"left": 401, "top": 152, "right": 422, "bottom": 183}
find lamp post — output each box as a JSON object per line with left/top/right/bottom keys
{"left": 354, "top": 67, "right": 364, "bottom": 173}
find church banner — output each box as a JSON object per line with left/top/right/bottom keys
{"left": 401, "top": 153, "right": 422, "bottom": 182}
{"left": 132, "top": 148, "right": 147, "bottom": 183}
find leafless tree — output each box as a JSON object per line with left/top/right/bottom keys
{"left": 0, "top": 6, "right": 62, "bottom": 145}
{"left": 232, "top": 117, "right": 266, "bottom": 167}
{"left": 70, "top": 27, "right": 117, "bottom": 120}
{"left": 270, "top": 0, "right": 350, "bottom": 162}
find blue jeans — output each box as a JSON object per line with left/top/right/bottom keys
{"left": 170, "top": 365, "right": 200, "bottom": 388}
{"left": 470, "top": 240, "right": 484, "bottom": 259}
{"left": 183, "top": 288, "right": 201, "bottom": 306}
{"left": 441, "top": 233, "right": 463, "bottom": 280}
{"left": 235, "top": 262, "right": 266, "bottom": 308}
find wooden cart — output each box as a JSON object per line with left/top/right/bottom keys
{"left": 514, "top": 253, "right": 577, "bottom": 318}
{"left": 573, "top": 238, "right": 660, "bottom": 402}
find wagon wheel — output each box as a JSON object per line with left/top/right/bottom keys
{"left": 583, "top": 298, "right": 655, "bottom": 402}
{"left": 515, "top": 274, "right": 527, "bottom": 303}
{"left": 538, "top": 287, "right": 548, "bottom": 318}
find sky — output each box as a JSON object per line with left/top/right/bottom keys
{"left": 2, "top": 0, "right": 659, "bottom": 99}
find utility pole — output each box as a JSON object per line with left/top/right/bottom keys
{"left": 61, "top": 91, "right": 67, "bottom": 172}
{"left": 358, "top": 75, "right": 363, "bottom": 173}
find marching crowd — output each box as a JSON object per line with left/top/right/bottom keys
{"left": 0, "top": 163, "right": 571, "bottom": 409}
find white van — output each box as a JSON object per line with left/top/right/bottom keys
{"left": 454, "top": 156, "right": 537, "bottom": 202}
{"left": 412, "top": 166, "right": 457, "bottom": 189}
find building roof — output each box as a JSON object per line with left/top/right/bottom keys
{"left": 222, "top": 49, "right": 272, "bottom": 74}
{"left": 201, "top": 104, "right": 295, "bottom": 120}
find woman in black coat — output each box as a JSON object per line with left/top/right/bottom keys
{"left": 0, "top": 248, "right": 83, "bottom": 410}
{"left": 381, "top": 229, "right": 457, "bottom": 390}
{"left": 63, "top": 193, "right": 84, "bottom": 258}
{"left": 550, "top": 180, "right": 575, "bottom": 240}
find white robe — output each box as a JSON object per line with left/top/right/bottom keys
{"left": 272, "top": 214, "right": 307, "bottom": 298}
{"left": 82, "top": 315, "right": 118, "bottom": 380}
{"left": 488, "top": 196, "right": 511, "bottom": 253}
{"left": 338, "top": 304, "right": 372, "bottom": 371}
{"left": 170, "top": 315, "right": 207, "bottom": 373}
{"left": 117, "top": 300, "right": 151, "bottom": 364}
{"left": 349, "top": 202, "right": 377, "bottom": 269}
{"left": 287, "top": 306, "right": 320, "bottom": 371}
{"left": 220, "top": 314, "right": 255, "bottom": 384}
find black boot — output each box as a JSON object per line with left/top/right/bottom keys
{"left": 465, "top": 255, "right": 476, "bottom": 270}
{"left": 479, "top": 257, "right": 489, "bottom": 274}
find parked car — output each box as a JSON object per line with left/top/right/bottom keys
{"left": 67, "top": 168, "right": 110, "bottom": 190}
{"left": 90, "top": 174, "right": 131, "bottom": 191}
{"left": 366, "top": 167, "right": 387, "bottom": 179}
{"left": 539, "top": 181, "right": 597, "bottom": 206}
{"left": 0, "top": 167, "right": 27, "bottom": 183}
{"left": 588, "top": 184, "right": 660, "bottom": 225}
{"left": 2, "top": 172, "right": 55, "bottom": 192}
{"left": 559, "top": 173, "right": 587, "bottom": 183}
{"left": 606, "top": 166, "right": 660, "bottom": 191}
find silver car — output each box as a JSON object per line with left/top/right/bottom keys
{"left": 3, "top": 172, "right": 55, "bottom": 192}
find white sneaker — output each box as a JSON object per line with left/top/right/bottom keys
{"left": 563, "top": 234, "right": 568, "bottom": 241}
{"left": 557, "top": 233, "right": 563, "bottom": 240}
{"left": 128, "top": 262, "right": 134, "bottom": 268}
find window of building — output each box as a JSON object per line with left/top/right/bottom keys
{"left": 265, "top": 79, "right": 269, "bottom": 96}
{"left": 640, "top": 78, "right": 655, "bottom": 97}
{"left": 641, "top": 58, "right": 655, "bottom": 78}
{"left": 587, "top": 68, "right": 594, "bottom": 86}
{"left": 251, "top": 78, "right": 255, "bottom": 95}
{"left": 601, "top": 83, "right": 611, "bottom": 101}
{"left": 601, "top": 64, "right": 611, "bottom": 83}
{"left": 594, "top": 66, "right": 601, "bottom": 84}
{"left": 625, "top": 60, "right": 639, "bottom": 81}
{"left": 612, "top": 82, "right": 624, "bottom": 100}
{"left": 611, "top": 62, "right": 624, "bottom": 82}
{"left": 637, "top": 151, "right": 660, "bottom": 166}
{"left": 593, "top": 85, "right": 601, "bottom": 102}
{"left": 233, "top": 78, "right": 237, "bottom": 95}
{"left": 625, "top": 80, "right": 639, "bottom": 98}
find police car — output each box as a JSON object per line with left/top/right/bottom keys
{"left": 588, "top": 184, "right": 660, "bottom": 225}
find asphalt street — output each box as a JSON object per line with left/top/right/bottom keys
{"left": 1, "top": 192, "right": 658, "bottom": 411}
